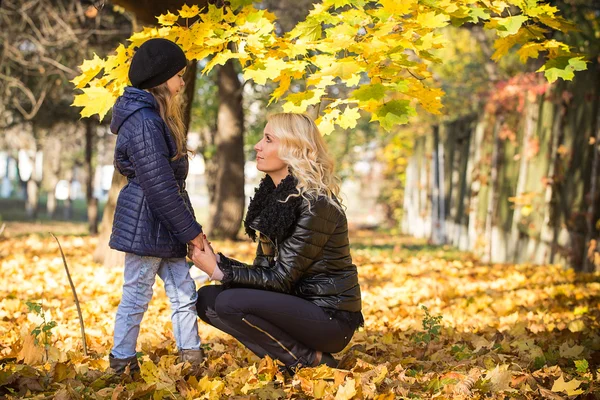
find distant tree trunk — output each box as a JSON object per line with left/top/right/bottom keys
{"left": 508, "top": 97, "right": 538, "bottom": 261}
{"left": 583, "top": 101, "right": 600, "bottom": 272}
{"left": 205, "top": 59, "right": 245, "bottom": 239}
{"left": 484, "top": 116, "right": 503, "bottom": 263}
{"left": 22, "top": 148, "right": 42, "bottom": 219}
{"left": 467, "top": 116, "right": 487, "bottom": 250}
{"left": 540, "top": 98, "right": 566, "bottom": 264}
{"left": 85, "top": 119, "right": 99, "bottom": 234}
{"left": 93, "top": 171, "right": 126, "bottom": 266}
{"left": 63, "top": 168, "right": 74, "bottom": 220}
{"left": 26, "top": 178, "right": 39, "bottom": 219}
{"left": 431, "top": 126, "right": 446, "bottom": 244}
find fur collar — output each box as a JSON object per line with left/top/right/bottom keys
{"left": 244, "top": 174, "right": 303, "bottom": 245}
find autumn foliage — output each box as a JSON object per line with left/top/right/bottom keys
{"left": 1, "top": 232, "right": 599, "bottom": 398}
{"left": 72, "top": 1, "right": 587, "bottom": 134}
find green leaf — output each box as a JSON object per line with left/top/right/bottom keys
{"left": 290, "top": 18, "right": 322, "bottom": 41}
{"left": 374, "top": 100, "right": 415, "bottom": 131}
{"left": 228, "top": 0, "right": 254, "bottom": 11}
{"left": 26, "top": 301, "right": 42, "bottom": 315}
{"left": 574, "top": 359, "right": 589, "bottom": 373}
{"left": 537, "top": 56, "right": 587, "bottom": 83}
{"left": 494, "top": 15, "right": 529, "bottom": 37}
{"left": 470, "top": 7, "right": 491, "bottom": 23}
{"left": 351, "top": 83, "right": 386, "bottom": 102}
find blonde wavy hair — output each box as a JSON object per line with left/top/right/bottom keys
{"left": 146, "top": 81, "right": 191, "bottom": 160}
{"left": 267, "top": 113, "right": 343, "bottom": 209}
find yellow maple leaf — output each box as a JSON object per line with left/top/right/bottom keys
{"left": 72, "top": 85, "right": 117, "bottom": 121}
{"left": 71, "top": 53, "right": 104, "bottom": 89}
{"left": 335, "top": 377, "right": 356, "bottom": 400}
{"left": 243, "top": 57, "right": 287, "bottom": 85}
{"left": 320, "top": 59, "right": 361, "bottom": 80}
{"left": 179, "top": 4, "right": 200, "bottom": 19}
{"left": 416, "top": 11, "right": 450, "bottom": 29}
{"left": 202, "top": 50, "right": 240, "bottom": 73}
{"left": 283, "top": 89, "right": 326, "bottom": 113}
{"left": 379, "top": 0, "right": 416, "bottom": 15}
{"left": 517, "top": 43, "right": 543, "bottom": 63}
{"left": 337, "top": 107, "right": 361, "bottom": 130}
{"left": 551, "top": 374, "right": 584, "bottom": 396}
{"left": 315, "top": 109, "right": 341, "bottom": 135}
{"left": 157, "top": 11, "right": 179, "bottom": 26}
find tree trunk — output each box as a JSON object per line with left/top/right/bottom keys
{"left": 62, "top": 168, "right": 74, "bottom": 220}
{"left": 205, "top": 59, "right": 245, "bottom": 239}
{"left": 431, "top": 126, "right": 440, "bottom": 244}
{"left": 93, "top": 171, "right": 127, "bottom": 266}
{"left": 85, "top": 119, "right": 99, "bottom": 234}
{"left": 540, "top": 98, "right": 566, "bottom": 264}
{"left": 47, "top": 186, "right": 57, "bottom": 218}
{"left": 467, "top": 115, "right": 487, "bottom": 251}
{"left": 26, "top": 178, "right": 39, "bottom": 219}
{"left": 22, "top": 149, "right": 42, "bottom": 219}
{"left": 484, "top": 116, "right": 503, "bottom": 263}
{"left": 583, "top": 96, "right": 600, "bottom": 272}
{"left": 42, "top": 134, "right": 62, "bottom": 219}
{"left": 508, "top": 97, "right": 538, "bottom": 261}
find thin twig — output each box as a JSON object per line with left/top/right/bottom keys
{"left": 0, "top": 223, "right": 6, "bottom": 237}
{"left": 50, "top": 233, "right": 88, "bottom": 356}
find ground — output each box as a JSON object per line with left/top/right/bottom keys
{"left": 0, "top": 225, "right": 599, "bottom": 399}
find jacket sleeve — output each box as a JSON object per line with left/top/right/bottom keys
{"left": 218, "top": 200, "right": 338, "bottom": 293}
{"left": 129, "top": 118, "right": 202, "bottom": 243}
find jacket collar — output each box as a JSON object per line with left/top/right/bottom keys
{"left": 110, "top": 87, "right": 158, "bottom": 135}
{"left": 244, "top": 174, "right": 303, "bottom": 245}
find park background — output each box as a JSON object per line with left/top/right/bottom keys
{"left": 1, "top": 0, "right": 600, "bottom": 399}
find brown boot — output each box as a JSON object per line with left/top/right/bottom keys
{"left": 179, "top": 348, "right": 205, "bottom": 367}
{"left": 109, "top": 353, "right": 140, "bottom": 375}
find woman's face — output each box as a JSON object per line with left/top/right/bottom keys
{"left": 166, "top": 68, "right": 185, "bottom": 96}
{"left": 255, "top": 123, "right": 288, "bottom": 176}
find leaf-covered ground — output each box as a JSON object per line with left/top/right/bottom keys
{"left": 1, "top": 231, "right": 599, "bottom": 399}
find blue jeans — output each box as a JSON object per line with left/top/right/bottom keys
{"left": 112, "top": 253, "right": 201, "bottom": 359}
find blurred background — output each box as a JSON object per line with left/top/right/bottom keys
{"left": 1, "top": 0, "right": 599, "bottom": 273}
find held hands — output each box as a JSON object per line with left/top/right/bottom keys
{"left": 188, "top": 233, "right": 205, "bottom": 252}
{"left": 188, "top": 234, "right": 217, "bottom": 276}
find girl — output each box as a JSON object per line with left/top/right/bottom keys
{"left": 191, "top": 113, "right": 363, "bottom": 372}
{"left": 108, "top": 38, "right": 204, "bottom": 374}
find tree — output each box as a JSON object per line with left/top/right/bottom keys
{"left": 73, "top": 0, "right": 587, "bottom": 129}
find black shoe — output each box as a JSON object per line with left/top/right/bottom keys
{"left": 318, "top": 353, "right": 338, "bottom": 368}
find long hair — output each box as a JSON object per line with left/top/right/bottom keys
{"left": 267, "top": 113, "right": 343, "bottom": 209}
{"left": 146, "top": 82, "right": 190, "bottom": 160}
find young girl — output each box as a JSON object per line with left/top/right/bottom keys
{"left": 191, "top": 113, "right": 363, "bottom": 373}
{"left": 108, "top": 38, "right": 204, "bottom": 374}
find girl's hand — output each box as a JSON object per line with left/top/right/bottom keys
{"left": 190, "top": 235, "right": 217, "bottom": 276}
{"left": 189, "top": 233, "right": 205, "bottom": 251}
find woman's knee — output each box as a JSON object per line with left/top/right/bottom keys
{"left": 196, "top": 285, "right": 224, "bottom": 321}
{"left": 214, "top": 289, "right": 243, "bottom": 318}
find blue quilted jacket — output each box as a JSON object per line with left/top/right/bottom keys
{"left": 108, "top": 87, "right": 202, "bottom": 258}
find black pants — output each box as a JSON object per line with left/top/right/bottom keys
{"left": 196, "top": 285, "right": 355, "bottom": 369}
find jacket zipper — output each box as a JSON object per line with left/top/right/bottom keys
{"left": 242, "top": 318, "right": 298, "bottom": 361}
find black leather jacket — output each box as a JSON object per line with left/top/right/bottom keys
{"left": 218, "top": 175, "right": 363, "bottom": 329}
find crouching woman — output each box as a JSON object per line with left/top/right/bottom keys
{"left": 190, "top": 113, "right": 363, "bottom": 372}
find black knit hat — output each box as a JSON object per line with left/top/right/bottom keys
{"left": 128, "top": 38, "right": 187, "bottom": 89}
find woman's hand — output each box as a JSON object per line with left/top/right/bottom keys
{"left": 190, "top": 235, "right": 217, "bottom": 276}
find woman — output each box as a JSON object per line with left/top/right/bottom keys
{"left": 191, "top": 113, "right": 363, "bottom": 372}
{"left": 108, "top": 38, "right": 205, "bottom": 374}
